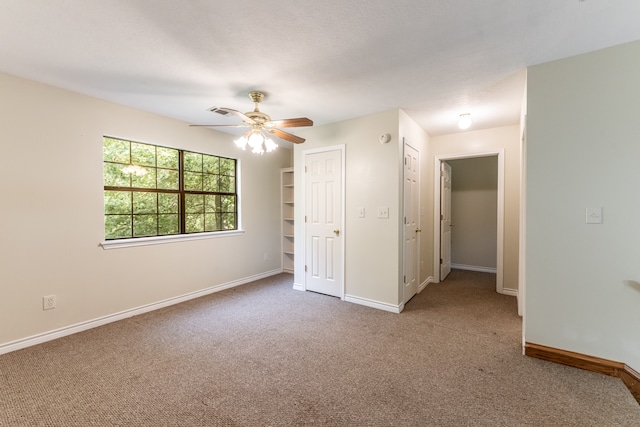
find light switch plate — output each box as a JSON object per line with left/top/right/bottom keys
{"left": 377, "top": 207, "right": 389, "bottom": 219}
{"left": 357, "top": 207, "right": 365, "bottom": 218}
{"left": 586, "top": 207, "right": 602, "bottom": 224}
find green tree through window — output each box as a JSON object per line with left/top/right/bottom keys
{"left": 103, "top": 136, "right": 237, "bottom": 239}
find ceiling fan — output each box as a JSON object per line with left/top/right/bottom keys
{"left": 190, "top": 91, "right": 313, "bottom": 153}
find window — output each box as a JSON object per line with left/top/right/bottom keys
{"left": 103, "top": 136, "right": 237, "bottom": 240}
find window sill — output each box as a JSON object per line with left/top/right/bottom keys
{"left": 100, "top": 230, "right": 244, "bottom": 250}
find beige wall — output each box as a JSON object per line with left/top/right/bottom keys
{"left": 293, "top": 109, "right": 429, "bottom": 310}
{"left": 449, "top": 156, "right": 498, "bottom": 270}
{"left": 0, "top": 72, "right": 291, "bottom": 351}
{"left": 428, "top": 125, "right": 521, "bottom": 292}
{"left": 0, "top": 70, "right": 525, "bottom": 353}
{"left": 526, "top": 40, "right": 640, "bottom": 371}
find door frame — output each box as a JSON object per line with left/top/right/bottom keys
{"left": 433, "top": 149, "right": 505, "bottom": 294}
{"left": 402, "top": 139, "right": 421, "bottom": 304}
{"left": 301, "top": 144, "right": 346, "bottom": 299}
{"left": 439, "top": 161, "right": 453, "bottom": 280}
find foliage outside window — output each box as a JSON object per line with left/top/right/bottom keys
{"left": 103, "top": 136, "right": 237, "bottom": 240}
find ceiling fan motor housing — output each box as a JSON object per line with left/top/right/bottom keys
{"left": 246, "top": 110, "right": 271, "bottom": 124}
{"left": 246, "top": 91, "right": 271, "bottom": 123}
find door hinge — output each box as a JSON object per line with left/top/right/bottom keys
{"left": 305, "top": 166, "right": 308, "bottom": 173}
{"left": 305, "top": 215, "right": 307, "bottom": 223}
{"left": 440, "top": 258, "right": 443, "bottom": 264}
{"left": 403, "top": 275, "right": 406, "bottom": 283}
{"left": 440, "top": 214, "right": 443, "bottom": 220}
{"left": 305, "top": 265, "right": 307, "bottom": 272}
{"left": 404, "top": 216, "right": 407, "bottom": 224}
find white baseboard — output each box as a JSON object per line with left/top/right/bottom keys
{"left": 451, "top": 263, "right": 497, "bottom": 274}
{"left": 450, "top": 264, "right": 517, "bottom": 296}
{"left": 344, "top": 294, "right": 402, "bottom": 314}
{"left": 0, "top": 269, "right": 283, "bottom": 356}
{"left": 343, "top": 277, "right": 434, "bottom": 313}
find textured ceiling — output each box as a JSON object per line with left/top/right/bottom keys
{"left": 2, "top": 1, "right": 640, "bottom": 137}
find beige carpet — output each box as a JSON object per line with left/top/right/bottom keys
{"left": 1, "top": 270, "right": 638, "bottom": 426}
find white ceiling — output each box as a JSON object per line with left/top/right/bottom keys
{"left": 2, "top": 1, "right": 640, "bottom": 137}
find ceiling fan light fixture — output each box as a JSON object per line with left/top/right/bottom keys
{"left": 234, "top": 131, "right": 250, "bottom": 150}
{"left": 251, "top": 144, "right": 265, "bottom": 155}
{"left": 234, "top": 129, "right": 278, "bottom": 154}
{"left": 458, "top": 113, "right": 472, "bottom": 130}
{"left": 247, "top": 129, "right": 264, "bottom": 148}
{"left": 264, "top": 138, "right": 278, "bottom": 152}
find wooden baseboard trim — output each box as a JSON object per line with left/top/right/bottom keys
{"left": 525, "top": 342, "right": 640, "bottom": 405}
{"left": 620, "top": 365, "right": 640, "bottom": 405}
{"left": 524, "top": 343, "right": 623, "bottom": 376}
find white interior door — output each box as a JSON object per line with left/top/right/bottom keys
{"left": 403, "top": 143, "right": 420, "bottom": 304}
{"left": 305, "top": 149, "right": 343, "bottom": 297}
{"left": 440, "top": 161, "right": 452, "bottom": 280}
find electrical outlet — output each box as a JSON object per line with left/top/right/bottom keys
{"left": 43, "top": 295, "right": 56, "bottom": 310}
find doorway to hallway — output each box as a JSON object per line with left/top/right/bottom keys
{"left": 434, "top": 150, "right": 505, "bottom": 294}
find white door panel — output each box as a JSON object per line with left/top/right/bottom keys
{"left": 440, "top": 161, "right": 452, "bottom": 280}
{"left": 403, "top": 143, "right": 420, "bottom": 304}
{"left": 305, "top": 150, "right": 343, "bottom": 297}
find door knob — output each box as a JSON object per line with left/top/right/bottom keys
{"left": 415, "top": 228, "right": 422, "bottom": 233}
{"left": 333, "top": 229, "right": 340, "bottom": 236}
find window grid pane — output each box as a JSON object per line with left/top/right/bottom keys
{"left": 103, "top": 137, "right": 237, "bottom": 240}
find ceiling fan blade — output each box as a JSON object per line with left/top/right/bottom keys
{"left": 209, "top": 107, "right": 256, "bottom": 125}
{"left": 267, "top": 128, "right": 306, "bottom": 144}
{"left": 265, "top": 117, "right": 313, "bottom": 128}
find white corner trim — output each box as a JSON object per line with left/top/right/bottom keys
{"left": 501, "top": 288, "right": 518, "bottom": 297}
{"left": 451, "top": 263, "right": 497, "bottom": 274}
{"left": 100, "top": 229, "right": 245, "bottom": 250}
{"left": 0, "top": 269, "right": 281, "bottom": 356}
{"left": 418, "top": 276, "right": 435, "bottom": 293}
{"left": 292, "top": 282, "right": 304, "bottom": 291}
{"left": 344, "top": 294, "right": 402, "bottom": 313}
